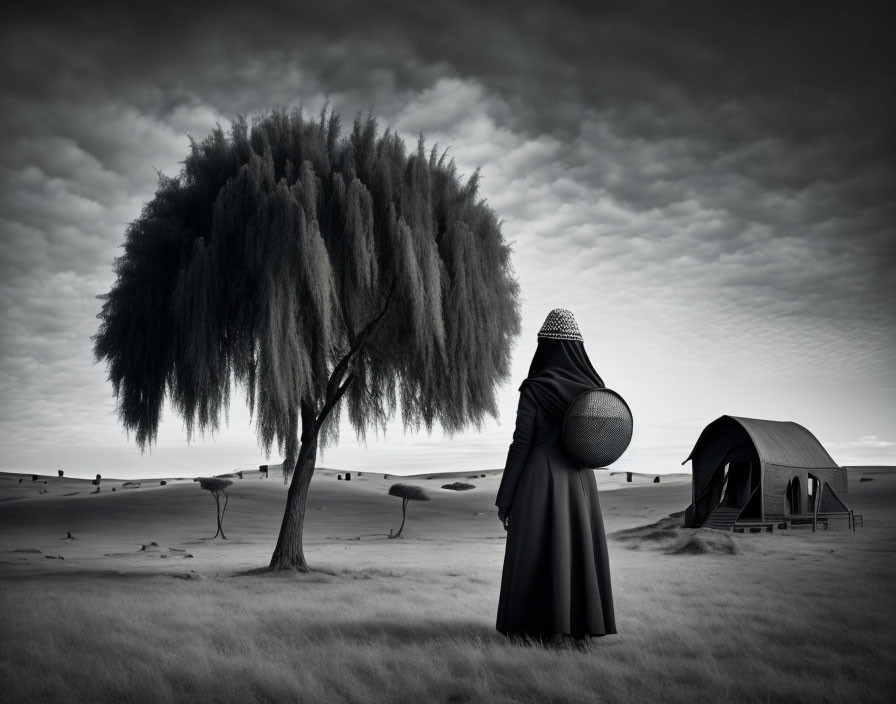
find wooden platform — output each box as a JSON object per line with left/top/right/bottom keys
{"left": 731, "top": 521, "right": 788, "bottom": 533}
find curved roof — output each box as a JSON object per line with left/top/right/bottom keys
{"left": 685, "top": 415, "right": 840, "bottom": 469}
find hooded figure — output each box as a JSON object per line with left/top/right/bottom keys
{"left": 495, "top": 308, "right": 616, "bottom": 642}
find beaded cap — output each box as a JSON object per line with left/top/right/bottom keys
{"left": 537, "top": 308, "right": 584, "bottom": 341}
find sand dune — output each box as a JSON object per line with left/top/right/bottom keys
{"left": 0, "top": 469, "right": 693, "bottom": 572}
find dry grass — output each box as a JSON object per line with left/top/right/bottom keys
{"left": 1, "top": 469, "right": 894, "bottom": 703}
{"left": 3, "top": 530, "right": 894, "bottom": 704}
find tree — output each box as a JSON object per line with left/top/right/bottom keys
{"left": 94, "top": 108, "right": 521, "bottom": 571}
{"left": 197, "top": 477, "right": 233, "bottom": 539}
{"left": 388, "top": 484, "right": 430, "bottom": 538}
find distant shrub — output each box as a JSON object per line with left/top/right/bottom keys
{"left": 442, "top": 482, "right": 475, "bottom": 491}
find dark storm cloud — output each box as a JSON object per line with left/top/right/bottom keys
{"left": 0, "top": 1, "right": 894, "bottom": 465}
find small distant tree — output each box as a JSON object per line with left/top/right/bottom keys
{"left": 198, "top": 478, "right": 233, "bottom": 539}
{"left": 93, "top": 108, "right": 521, "bottom": 570}
{"left": 388, "top": 484, "right": 430, "bottom": 538}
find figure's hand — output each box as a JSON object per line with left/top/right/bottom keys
{"left": 498, "top": 506, "right": 510, "bottom": 531}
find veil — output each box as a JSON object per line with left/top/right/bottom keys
{"left": 519, "top": 338, "right": 604, "bottom": 423}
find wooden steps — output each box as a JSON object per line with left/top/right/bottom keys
{"left": 704, "top": 506, "right": 740, "bottom": 531}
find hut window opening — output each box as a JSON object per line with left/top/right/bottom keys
{"left": 807, "top": 474, "right": 820, "bottom": 513}
{"left": 784, "top": 476, "right": 803, "bottom": 515}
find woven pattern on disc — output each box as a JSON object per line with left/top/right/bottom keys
{"left": 562, "top": 388, "right": 633, "bottom": 468}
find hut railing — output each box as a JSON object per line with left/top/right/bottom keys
{"left": 812, "top": 482, "right": 859, "bottom": 531}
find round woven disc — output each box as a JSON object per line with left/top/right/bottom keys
{"left": 562, "top": 388, "right": 633, "bottom": 468}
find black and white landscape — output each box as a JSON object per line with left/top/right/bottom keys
{"left": 1, "top": 2, "right": 893, "bottom": 702}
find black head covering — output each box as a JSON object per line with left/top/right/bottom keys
{"left": 520, "top": 337, "right": 605, "bottom": 424}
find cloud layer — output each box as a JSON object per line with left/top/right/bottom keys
{"left": 1, "top": 1, "right": 893, "bottom": 475}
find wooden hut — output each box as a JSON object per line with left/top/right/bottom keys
{"left": 683, "top": 416, "right": 854, "bottom": 532}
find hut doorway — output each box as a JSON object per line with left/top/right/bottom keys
{"left": 784, "top": 476, "right": 802, "bottom": 515}
{"left": 719, "top": 460, "right": 755, "bottom": 510}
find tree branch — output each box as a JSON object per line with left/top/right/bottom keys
{"left": 315, "top": 372, "right": 355, "bottom": 430}
{"left": 316, "top": 279, "right": 397, "bottom": 426}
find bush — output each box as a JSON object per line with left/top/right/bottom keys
{"left": 441, "top": 482, "right": 475, "bottom": 491}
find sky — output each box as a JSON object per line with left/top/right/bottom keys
{"left": 1, "top": 1, "right": 894, "bottom": 479}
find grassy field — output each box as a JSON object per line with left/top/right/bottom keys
{"left": 1, "top": 469, "right": 894, "bottom": 703}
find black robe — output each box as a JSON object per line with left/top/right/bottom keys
{"left": 495, "top": 338, "right": 616, "bottom": 639}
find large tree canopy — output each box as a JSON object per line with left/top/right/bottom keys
{"left": 94, "top": 108, "right": 521, "bottom": 569}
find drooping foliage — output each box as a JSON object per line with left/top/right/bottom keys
{"left": 95, "top": 108, "right": 521, "bottom": 474}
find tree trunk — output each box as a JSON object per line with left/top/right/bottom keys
{"left": 395, "top": 498, "right": 408, "bottom": 538}
{"left": 219, "top": 494, "right": 229, "bottom": 539}
{"left": 218, "top": 493, "right": 228, "bottom": 539}
{"left": 267, "top": 286, "right": 393, "bottom": 570}
{"left": 212, "top": 493, "right": 221, "bottom": 539}
{"left": 269, "top": 403, "right": 319, "bottom": 570}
